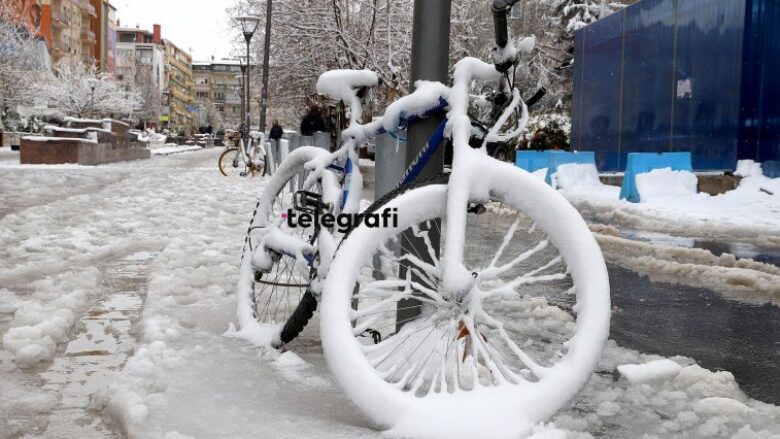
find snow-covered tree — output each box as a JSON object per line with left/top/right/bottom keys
{"left": 195, "top": 102, "right": 224, "bottom": 131}
{"left": 132, "top": 65, "right": 162, "bottom": 126}
{"left": 0, "top": 3, "right": 48, "bottom": 130}
{"left": 37, "top": 59, "right": 143, "bottom": 118}
{"left": 229, "top": 0, "right": 631, "bottom": 123}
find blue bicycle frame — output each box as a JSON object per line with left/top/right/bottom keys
{"left": 338, "top": 97, "right": 449, "bottom": 210}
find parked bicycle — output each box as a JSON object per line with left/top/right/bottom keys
{"left": 218, "top": 129, "right": 273, "bottom": 177}
{"left": 236, "top": 1, "right": 610, "bottom": 435}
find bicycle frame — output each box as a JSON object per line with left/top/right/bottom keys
{"left": 250, "top": 57, "right": 526, "bottom": 300}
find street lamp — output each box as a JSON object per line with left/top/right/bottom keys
{"left": 88, "top": 78, "right": 99, "bottom": 119}
{"left": 235, "top": 15, "right": 261, "bottom": 142}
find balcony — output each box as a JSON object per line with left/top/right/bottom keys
{"left": 79, "top": 0, "right": 97, "bottom": 18}
{"left": 52, "top": 40, "right": 68, "bottom": 54}
{"left": 51, "top": 10, "right": 67, "bottom": 29}
{"left": 81, "top": 29, "right": 96, "bottom": 44}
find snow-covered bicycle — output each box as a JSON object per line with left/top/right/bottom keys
{"left": 218, "top": 129, "right": 273, "bottom": 177}
{"left": 236, "top": 2, "right": 610, "bottom": 435}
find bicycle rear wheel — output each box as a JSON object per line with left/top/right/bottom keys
{"left": 237, "top": 147, "right": 331, "bottom": 347}
{"left": 320, "top": 162, "right": 610, "bottom": 437}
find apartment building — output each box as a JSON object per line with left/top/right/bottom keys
{"left": 192, "top": 59, "right": 254, "bottom": 130}
{"left": 163, "top": 39, "right": 195, "bottom": 132}
{"left": 32, "top": 0, "right": 116, "bottom": 70}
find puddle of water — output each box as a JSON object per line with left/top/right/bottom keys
{"left": 28, "top": 255, "right": 152, "bottom": 439}
{"left": 609, "top": 264, "right": 780, "bottom": 405}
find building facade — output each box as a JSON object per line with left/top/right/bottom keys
{"left": 192, "top": 59, "right": 256, "bottom": 130}
{"left": 162, "top": 39, "right": 195, "bottom": 132}
{"left": 115, "top": 26, "right": 165, "bottom": 127}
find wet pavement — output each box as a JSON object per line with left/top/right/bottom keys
{"left": 609, "top": 264, "right": 780, "bottom": 405}
{"left": 27, "top": 254, "right": 152, "bottom": 438}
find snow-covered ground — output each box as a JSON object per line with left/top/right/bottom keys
{"left": 555, "top": 163, "right": 780, "bottom": 245}
{"left": 1, "top": 148, "right": 779, "bottom": 438}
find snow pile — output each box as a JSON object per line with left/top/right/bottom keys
{"left": 553, "top": 163, "right": 621, "bottom": 197}
{"left": 554, "top": 341, "right": 780, "bottom": 438}
{"left": 618, "top": 359, "right": 682, "bottom": 384}
{"left": 553, "top": 163, "right": 601, "bottom": 189}
{"left": 2, "top": 268, "right": 100, "bottom": 367}
{"left": 735, "top": 160, "right": 780, "bottom": 196}
{"left": 562, "top": 163, "right": 780, "bottom": 242}
{"left": 635, "top": 167, "right": 698, "bottom": 202}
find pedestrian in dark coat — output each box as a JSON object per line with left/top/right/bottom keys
{"left": 269, "top": 120, "right": 283, "bottom": 142}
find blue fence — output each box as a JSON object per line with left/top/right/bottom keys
{"left": 572, "top": 0, "right": 779, "bottom": 172}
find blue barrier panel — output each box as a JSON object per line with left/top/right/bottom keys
{"left": 515, "top": 151, "right": 552, "bottom": 177}
{"left": 620, "top": 152, "right": 693, "bottom": 202}
{"left": 546, "top": 151, "right": 597, "bottom": 185}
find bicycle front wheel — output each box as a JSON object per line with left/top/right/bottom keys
{"left": 320, "top": 162, "right": 610, "bottom": 438}
{"left": 218, "top": 147, "right": 242, "bottom": 177}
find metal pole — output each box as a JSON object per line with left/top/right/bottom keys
{"left": 245, "top": 38, "right": 252, "bottom": 137}
{"left": 239, "top": 67, "right": 246, "bottom": 136}
{"left": 259, "top": 0, "right": 273, "bottom": 133}
{"left": 396, "top": 0, "right": 451, "bottom": 331}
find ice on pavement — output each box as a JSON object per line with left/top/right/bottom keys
{"left": 1, "top": 148, "right": 779, "bottom": 438}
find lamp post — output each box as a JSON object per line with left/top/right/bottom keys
{"left": 236, "top": 15, "right": 262, "bottom": 144}
{"left": 88, "top": 78, "right": 99, "bottom": 118}
{"left": 258, "top": 0, "right": 273, "bottom": 133}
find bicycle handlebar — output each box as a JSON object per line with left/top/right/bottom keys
{"left": 492, "top": 0, "right": 522, "bottom": 49}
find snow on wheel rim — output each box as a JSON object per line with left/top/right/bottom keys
{"left": 320, "top": 163, "right": 610, "bottom": 437}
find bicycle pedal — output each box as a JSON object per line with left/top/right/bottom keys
{"left": 240, "top": 172, "right": 247, "bottom": 177}
{"left": 294, "top": 191, "right": 331, "bottom": 214}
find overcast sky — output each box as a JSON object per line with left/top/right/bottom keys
{"left": 113, "top": 0, "right": 237, "bottom": 62}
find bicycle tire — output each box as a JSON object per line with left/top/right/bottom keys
{"left": 218, "top": 147, "right": 239, "bottom": 176}
{"left": 237, "top": 147, "right": 331, "bottom": 346}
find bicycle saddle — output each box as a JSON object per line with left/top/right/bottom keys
{"left": 316, "top": 69, "right": 379, "bottom": 102}
{"left": 249, "top": 131, "right": 264, "bottom": 140}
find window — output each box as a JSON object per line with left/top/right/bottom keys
{"left": 196, "top": 92, "right": 209, "bottom": 99}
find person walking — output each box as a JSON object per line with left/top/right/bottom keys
{"left": 269, "top": 120, "right": 283, "bottom": 142}
{"left": 269, "top": 120, "right": 284, "bottom": 168}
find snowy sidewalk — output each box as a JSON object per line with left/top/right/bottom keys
{"left": 1, "top": 149, "right": 779, "bottom": 438}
